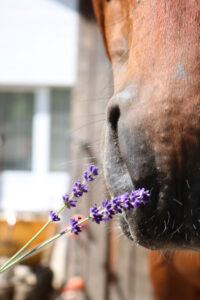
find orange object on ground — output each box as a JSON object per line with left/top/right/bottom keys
{"left": 63, "top": 276, "right": 85, "bottom": 292}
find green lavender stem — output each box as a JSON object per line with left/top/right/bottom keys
{"left": 0, "top": 166, "right": 98, "bottom": 273}
{"left": 0, "top": 203, "right": 66, "bottom": 272}
{"left": 0, "top": 186, "right": 149, "bottom": 273}
{"left": 0, "top": 216, "right": 90, "bottom": 273}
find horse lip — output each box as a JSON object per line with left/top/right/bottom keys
{"left": 104, "top": 123, "right": 200, "bottom": 251}
{"left": 103, "top": 125, "right": 134, "bottom": 196}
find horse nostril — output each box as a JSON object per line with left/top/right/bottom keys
{"left": 108, "top": 106, "right": 120, "bottom": 132}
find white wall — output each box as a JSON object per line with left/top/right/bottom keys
{"left": 0, "top": 171, "right": 69, "bottom": 212}
{"left": 0, "top": 88, "right": 70, "bottom": 212}
{"left": 0, "top": 0, "right": 78, "bottom": 86}
{"left": 0, "top": 1, "right": 77, "bottom": 212}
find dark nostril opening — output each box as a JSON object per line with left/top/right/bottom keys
{"left": 108, "top": 106, "right": 120, "bottom": 132}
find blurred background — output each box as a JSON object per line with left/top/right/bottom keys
{"left": 0, "top": 1, "right": 152, "bottom": 299}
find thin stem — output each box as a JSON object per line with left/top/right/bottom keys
{"left": 0, "top": 204, "right": 66, "bottom": 272}
{"left": 0, "top": 216, "right": 91, "bottom": 273}
{"left": 0, "top": 219, "right": 51, "bottom": 272}
{"left": 57, "top": 204, "right": 66, "bottom": 214}
{"left": 0, "top": 168, "right": 97, "bottom": 273}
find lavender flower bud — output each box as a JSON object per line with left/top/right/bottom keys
{"left": 49, "top": 210, "right": 60, "bottom": 222}
{"left": 83, "top": 171, "right": 94, "bottom": 182}
{"left": 72, "top": 179, "right": 88, "bottom": 198}
{"left": 63, "top": 193, "right": 77, "bottom": 208}
{"left": 90, "top": 204, "right": 104, "bottom": 224}
{"left": 88, "top": 164, "right": 98, "bottom": 176}
{"left": 120, "top": 193, "right": 135, "bottom": 210}
{"left": 135, "top": 188, "right": 150, "bottom": 203}
{"left": 69, "top": 199, "right": 78, "bottom": 207}
{"left": 130, "top": 188, "right": 150, "bottom": 207}
{"left": 70, "top": 217, "right": 84, "bottom": 235}
{"left": 62, "top": 193, "right": 70, "bottom": 206}
{"left": 111, "top": 196, "right": 124, "bottom": 212}
{"left": 102, "top": 199, "right": 116, "bottom": 221}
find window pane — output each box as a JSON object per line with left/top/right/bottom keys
{"left": 50, "top": 89, "right": 70, "bottom": 172}
{"left": 0, "top": 92, "right": 34, "bottom": 171}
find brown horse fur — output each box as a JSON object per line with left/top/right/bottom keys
{"left": 92, "top": 0, "right": 200, "bottom": 299}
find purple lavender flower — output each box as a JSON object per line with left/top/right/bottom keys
{"left": 112, "top": 196, "right": 124, "bottom": 213}
{"left": 88, "top": 164, "right": 98, "bottom": 176}
{"left": 83, "top": 164, "right": 98, "bottom": 182}
{"left": 69, "top": 199, "right": 78, "bottom": 207}
{"left": 117, "top": 193, "right": 134, "bottom": 210}
{"left": 90, "top": 188, "right": 150, "bottom": 224}
{"left": 62, "top": 193, "right": 69, "bottom": 203}
{"left": 130, "top": 188, "right": 150, "bottom": 207}
{"left": 102, "top": 199, "right": 109, "bottom": 208}
{"left": 49, "top": 210, "right": 60, "bottom": 222}
{"left": 102, "top": 199, "right": 116, "bottom": 221}
{"left": 135, "top": 188, "right": 150, "bottom": 203}
{"left": 83, "top": 171, "right": 94, "bottom": 182}
{"left": 72, "top": 179, "right": 88, "bottom": 198}
{"left": 90, "top": 204, "right": 104, "bottom": 224}
{"left": 69, "top": 217, "right": 84, "bottom": 235}
{"left": 62, "top": 193, "right": 77, "bottom": 208}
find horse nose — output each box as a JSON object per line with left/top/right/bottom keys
{"left": 107, "top": 88, "right": 135, "bottom": 134}
{"left": 106, "top": 91, "right": 199, "bottom": 208}
{"left": 108, "top": 104, "right": 120, "bottom": 132}
{"left": 106, "top": 91, "right": 157, "bottom": 191}
{"left": 107, "top": 91, "right": 127, "bottom": 132}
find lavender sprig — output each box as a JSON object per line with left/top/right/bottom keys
{"left": 90, "top": 188, "right": 150, "bottom": 224}
{"left": 0, "top": 216, "right": 90, "bottom": 272}
{"left": 48, "top": 165, "right": 99, "bottom": 219}
{"left": 0, "top": 164, "right": 98, "bottom": 273}
{"left": 0, "top": 188, "right": 150, "bottom": 273}
{"left": 60, "top": 165, "right": 98, "bottom": 210}
{"left": 0, "top": 163, "right": 150, "bottom": 273}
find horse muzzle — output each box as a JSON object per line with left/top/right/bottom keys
{"left": 104, "top": 88, "right": 200, "bottom": 251}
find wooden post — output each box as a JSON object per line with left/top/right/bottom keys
{"left": 66, "top": 1, "right": 153, "bottom": 299}
{"left": 65, "top": 2, "right": 111, "bottom": 300}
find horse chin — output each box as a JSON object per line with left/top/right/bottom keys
{"left": 119, "top": 212, "right": 200, "bottom": 251}
{"left": 103, "top": 126, "right": 200, "bottom": 252}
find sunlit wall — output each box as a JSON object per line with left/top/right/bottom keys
{"left": 0, "top": 0, "right": 79, "bottom": 212}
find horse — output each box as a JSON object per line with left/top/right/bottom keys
{"left": 92, "top": 1, "right": 200, "bottom": 299}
